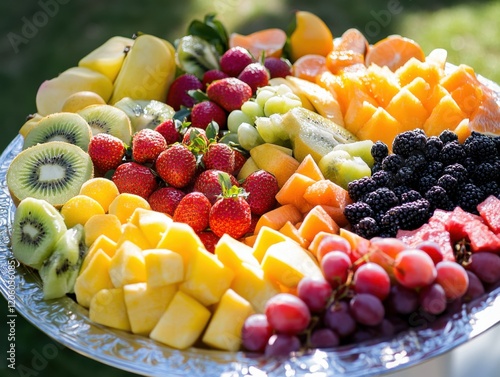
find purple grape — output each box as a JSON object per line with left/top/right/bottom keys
{"left": 466, "top": 252, "right": 500, "bottom": 284}
{"left": 309, "top": 328, "right": 340, "bottom": 349}
{"left": 349, "top": 293, "right": 385, "bottom": 326}
{"left": 241, "top": 314, "right": 273, "bottom": 352}
{"left": 388, "top": 284, "right": 419, "bottom": 315}
{"left": 265, "top": 293, "right": 311, "bottom": 335}
{"left": 324, "top": 301, "right": 357, "bottom": 338}
{"left": 462, "top": 271, "right": 485, "bottom": 303}
{"left": 297, "top": 276, "right": 333, "bottom": 313}
{"left": 353, "top": 262, "right": 391, "bottom": 300}
{"left": 264, "top": 334, "right": 301, "bottom": 357}
{"left": 419, "top": 283, "right": 447, "bottom": 315}
{"left": 321, "top": 251, "right": 351, "bottom": 288}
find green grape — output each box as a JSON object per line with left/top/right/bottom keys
{"left": 237, "top": 122, "right": 265, "bottom": 151}
{"left": 282, "top": 95, "right": 302, "bottom": 113}
{"left": 269, "top": 113, "right": 289, "bottom": 141}
{"left": 255, "top": 88, "right": 275, "bottom": 108}
{"left": 241, "top": 100, "right": 265, "bottom": 121}
{"left": 227, "top": 110, "right": 253, "bottom": 133}
{"left": 275, "top": 84, "right": 293, "bottom": 96}
{"left": 255, "top": 117, "right": 279, "bottom": 143}
{"left": 263, "top": 96, "right": 288, "bottom": 117}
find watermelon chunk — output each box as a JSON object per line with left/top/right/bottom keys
{"left": 477, "top": 195, "right": 500, "bottom": 235}
{"left": 446, "top": 207, "right": 484, "bottom": 241}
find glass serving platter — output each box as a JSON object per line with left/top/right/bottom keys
{"left": 1, "top": 69, "right": 499, "bottom": 377}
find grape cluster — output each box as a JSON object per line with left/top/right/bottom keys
{"left": 344, "top": 130, "right": 500, "bottom": 238}
{"left": 241, "top": 234, "right": 500, "bottom": 356}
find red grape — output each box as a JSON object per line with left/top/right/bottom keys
{"left": 466, "top": 252, "right": 500, "bottom": 284}
{"left": 414, "top": 240, "right": 444, "bottom": 265}
{"left": 435, "top": 261, "right": 469, "bottom": 300}
{"left": 321, "top": 251, "right": 351, "bottom": 288}
{"left": 241, "top": 313, "right": 273, "bottom": 352}
{"left": 309, "top": 328, "right": 340, "bottom": 348}
{"left": 462, "top": 271, "right": 485, "bottom": 303}
{"left": 324, "top": 301, "right": 356, "bottom": 338}
{"left": 349, "top": 293, "right": 385, "bottom": 326}
{"left": 265, "top": 334, "right": 301, "bottom": 357}
{"left": 419, "top": 283, "right": 447, "bottom": 315}
{"left": 315, "top": 234, "right": 351, "bottom": 262}
{"left": 353, "top": 262, "right": 391, "bottom": 300}
{"left": 393, "top": 249, "right": 437, "bottom": 289}
{"left": 264, "top": 293, "right": 311, "bottom": 335}
{"left": 388, "top": 284, "right": 419, "bottom": 315}
{"left": 297, "top": 276, "right": 333, "bottom": 313}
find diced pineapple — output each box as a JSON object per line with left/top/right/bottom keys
{"left": 180, "top": 248, "right": 234, "bottom": 306}
{"left": 261, "top": 240, "right": 323, "bottom": 288}
{"left": 89, "top": 287, "right": 130, "bottom": 331}
{"left": 108, "top": 193, "right": 151, "bottom": 224}
{"left": 202, "top": 289, "right": 254, "bottom": 351}
{"left": 83, "top": 213, "right": 122, "bottom": 246}
{"left": 129, "top": 207, "right": 172, "bottom": 247}
{"left": 143, "top": 249, "right": 184, "bottom": 287}
{"left": 123, "top": 282, "right": 177, "bottom": 335}
{"left": 117, "top": 223, "right": 153, "bottom": 250}
{"left": 252, "top": 226, "right": 290, "bottom": 262}
{"left": 156, "top": 222, "right": 205, "bottom": 267}
{"left": 80, "top": 234, "right": 117, "bottom": 273}
{"left": 214, "top": 233, "right": 259, "bottom": 272}
{"left": 74, "top": 249, "right": 114, "bottom": 308}
{"left": 108, "top": 240, "right": 146, "bottom": 288}
{"left": 231, "top": 262, "right": 280, "bottom": 313}
{"left": 150, "top": 290, "right": 211, "bottom": 350}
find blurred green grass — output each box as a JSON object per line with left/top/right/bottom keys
{"left": 1, "top": 1, "right": 499, "bottom": 376}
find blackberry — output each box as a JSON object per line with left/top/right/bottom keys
{"left": 425, "top": 185, "right": 453, "bottom": 211}
{"left": 378, "top": 223, "right": 399, "bottom": 238}
{"left": 371, "top": 170, "right": 394, "bottom": 188}
{"left": 347, "top": 177, "right": 378, "bottom": 202}
{"left": 371, "top": 162, "right": 383, "bottom": 174}
{"left": 392, "top": 130, "right": 427, "bottom": 157}
{"left": 380, "top": 199, "right": 431, "bottom": 230}
{"left": 400, "top": 190, "right": 423, "bottom": 203}
{"left": 480, "top": 181, "right": 500, "bottom": 197}
{"left": 443, "top": 163, "right": 469, "bottom": 183}
{"left": 363, "top": 187, "right": 399, "bottom": 213}
{"left": 437, "top": 174, "right": 458, "bottom": 194}
{"left": 472, "top": 162, "right": 498, "bottom": 185}
{"left": 440, "top": 141, "right": 466, "bottom": 165}
{"left": 344, "top": 202, "right": 375, "bottom": 225}
{"left": 494, "top": 136, "right": 500, "bottom": 155}
{"left": 422, "top": 161, "right": 444, "bottom": 179}
{"left": 438, "top": 130, "right": 458, "bottom": 144}
{"left": 418, "top": 175, "right": 438, "bottom": 193}
{"left": 393, "top": 185, "right": 412, "bottom": 199}
{"left": 457, "top": 183, "right": 485, "bottom": 214}
{"left": 405, "top": 153, "right": 428, "bottom": 174}
{"left": 381, "top": 154, "right": 405, "bottom": 173}
{"left": 464, "top": 132, "right": 498, "bottom": 161}
{"left": 424, "top": 136, "right": 443, "bottom": 160}
{"left": 395, "top": 166, "right": 416, "bottom": 186}
{"left": 371, "top": 141, "right": 389, "bottom": 163}
{"left": 462, "top": 156, "right": 476, "bottom": 172}
{"left": 353, "top": 217, "right": 380, "bottom": 239}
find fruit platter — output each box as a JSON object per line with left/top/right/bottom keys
{"left": 1, "top": 10, "right": 500, "bottom": 376}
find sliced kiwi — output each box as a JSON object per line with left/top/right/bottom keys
{"left": 39, "top": 224, "right": 85, "bottom": 300}
{"left": 77, "top": 104, "right": 132, "bottom": 144}
{"left": 7, "top": 141, "right": 94, "bottom": 208}
{"left": 11, "top": 197, "right": 67, "bottom": 269}
{"left": 175, "top": 35, "right": 220, "bottom": 79}
{"left": 22, "top": 112, "right": 92, "bottom": 151}
{"left": 114, "top": 97, "right": 174, "bottom": 132}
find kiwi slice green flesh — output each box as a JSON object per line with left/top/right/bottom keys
{"left": 114, "top": 98, "right": 174, "bottom": 132}
{"left": 78, "top": 104, "right": 132, "bottom": 144}
{"left": 39, "top": 224, "right": 85, "bottom": 300}
{"left": 22, "top": 112, "right": 92, "bottom": 152}
{"left": 11, "top": 197, "right": 67, "bottom": 270}
{"left": 176, "top": 35, "right": 220, "bottom": 79}
{"left": 7, "top": 141, "right": 94, "bottom": 208}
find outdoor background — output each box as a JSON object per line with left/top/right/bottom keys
{"left": 1, "top": 0, "right": 499, "bottom": 376}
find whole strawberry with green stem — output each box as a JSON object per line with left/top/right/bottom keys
{"left": 132, "top": 128, "right": 167, "bottom": 164}
{"left": 173, "top": 191, "right": 211, "bottom": 233}
{"left": 193, "top": 169, "right": 239, "bottom": 204}
{"left": 112, "top": 161, "right": 158, "bottom": 199}
{"left": 155, "top": 143, "right": 197, "bottom": 188}
{"left": 209, "top": 172, "right": 252, "bottom": 239}
{"left": 88, "top": 133, "right": 126, "bottom": 175}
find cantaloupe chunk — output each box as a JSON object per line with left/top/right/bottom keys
{"left": 298, "top": 205, "right": 339, "bottom": 243}
{"left": 440, "top": 64, "right": 480, "bottom": 93}
{"left": 117, "top": 223, "right": 153, "bottom": 250}
{"left": 303, "top": 179, "right": 352, "bottom": 209}
{"left": 252, "top": 225, "right": 291, "bottom": 262}
{"left": 214, "top": 233, "right": 260, "bottom": 271}
{"left": 279, "top": 221, "right": 310, "bottom": 248}
{"left": 423, "top": 94, "right": 467, "bottom": 136}
{"left": 128, "top": 207, "right": 172, "bottom": 248}
{"left": 84, "top": 213, "right": 122, "bottom": 246}
{"left": 89, "top": 287, "right": 130, "bottom": 331}
{"left": 108, "top": 240, "right": 147, "bottom": 288}
{"left": 385, "top": 88, "right": 428, "bottom": 132}
{"left": 422, "top": 84, "right": 449, "bottom": 114}
{"left": 81, "top": 235, "right": 117, "bottom": 272}
{"left": 275, "top": 173, "right": 316, "bottom": 213}
{"left": 356, "top": 107, "right": 401, "bottom": 150}
{"left": 261, "top": 240, "right": 323, "bottom": 288}
{"left": 295, "top": 154, "right": 325, "bottom": 181}
{"left": 123, "top": 282, "right": 177, "bottom": 335}
{"left": 250, "top": 143, "right": 300, "bottom": 188}
{"left": 344, "top": 98, "right": 378, "bottom": 135}
{"left": 254, "top": 204, "right": 303, "bottom": 234}
{"left": 156, "top": 222, "right": 204, "bottom": 267}
{"left": 319, "top": 205, "right": 349, "bottom": 227}
{"left": 450, "top": 82, "right": 483, "bottom": 117}
{"left": 202, "top": 289, "right": 254, "bottom": 351}
{"left": 150, "top": 290, "right": 211, "bottom": 350}
{"left": 143, "top": 249, "right": 184, "bottom": 287}
{"left": 404, "top": 76, "right": 432, "bottom": 105}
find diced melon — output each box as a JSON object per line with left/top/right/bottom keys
{"left": 108, "top": 240, "right": 147, "bottom": 288}
{"left": 84, "top": 213, "right": 122, "bottom": 246}
{"left": 295, "top": 154, "right": 325, "bottom": 181}
{"left": 385, "top": 88, "right": 428, "bottom": 132}
{"left": 254, "top": 204, "right": 303, "bottom": 234}
{"left": 356, "top": 107, "right": 401, "bottom": 151}
{"left": 214, "top": 233, "right": 260, "bottom": 272}
{"left": 117, "top": 223, "right": 153, "bottom": 250}
{"left": 202, "top": 289, "right": 254, "bottom": 351}
{"left": 143, "top": 249, "right": 184, "bottom": 287}
{"left": 123, "top": 282, "right": 177, "bottom": 335}
{"left": 180, "top": 248, "right": 234, "bottom": 306}
{"left": 150, "top": 290, "right": 211, "bottom": 350}
{"left": 252, "top": 226, "right": 291, "bottom": 262}
{"left": 89, "top": 288, "right": 130, "bottom": 331}
{"left": 156, "top": 222, "right": 204, "bottom": 268}
{"left": 423, "top": 94, "right": 467, "bottom": 136}
{"left": 303, "top": 179, "right": 352, "bottom": 208}
{"left": 279, "top": 221, "right": 310, "bottom": 248}
{"left": 74, "top": 249, "right": 114, "bottom": 308}
{"left": 250, "top": 143, "right": 300, "bottom": 188}
{"left": 261, "top": 240, "right": 323, "bottom": 289}
{"left": 128, "top": 207, "right": 172, "bottom": 247}
{"left": 298, "top": 205, "right": 339, "bottom": 243}
{"left": 275, "top": 173, "right": 316, "bottom": 213}
{"left": 81, "top": 234, "right": 117, "bottom": 272}
{"left": 236, "top": 156, "right": 260, "bottom": 181}
{"left": 344, "top": 98, "right": 378, "bottom": 135}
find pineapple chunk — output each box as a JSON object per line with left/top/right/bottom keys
{"left": 202, "top": 289, "right": 254, "bottom": 351}
{"left": 74, "top": 249, "right": 114, "bottom": 308}
{"left": 84, "top": 213, "right": 122, "bottom": 246}
{"left": 261, "top": 240, "right": 323, "bottom": 288}
{"left": 108, "top": 240, "right": 146, "bottom": 288}
{"left": 129, "top": 207, "right": 172, "bottom": 247}
{"left": 89, "top": 287, "right": 130, "bottom": 331}
{"left": 252, "top": 226, "right": 290, "bottom": 262}
{"left": 180, "top": 248, "right": 234, "bottom": 306}
{"left": 80, "top": 234, "right": 117, "bottom": 273}
{"left": 117, "top": 223, "right": 153, "bottom": 250}
{"left": 156, "top": 222, "right": 204, "bottom": 267}
{"left": 231, "top": 262, "right": 280, "bottom": 313}
{"left": 143, "top": 249, "right": 184, "bottom": 287}
{"left": 214, "top": 233, "right": 259, "bottom": 271}
{"left": 123, "top": 282, "right": 177, "bottom": 335}
{"left": 150, "top": 290, "right": 210, "bottom": 349}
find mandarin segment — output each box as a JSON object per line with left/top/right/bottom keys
{"left": 84, "top": 213, "right": 122, "bottom": 246}
{"left": 79, "top": 177, "right": 120, "bottom": 213}
{"left": 60, "top": 195, "right": 105, "bottom": 228}
{"left": 365, "top": 34, "right": 425, "bottom": 71}
{"left": 108, "top": 193, "right": 151, "bottom": 224}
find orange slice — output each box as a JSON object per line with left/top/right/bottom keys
{"left": 365, "top": 35, "right": 425, "bottom": 71}
{"left": 291, "top": 54, "right": 329, "bottom": 82}
{"left": 229, "top": 28, "right": 287, "bottom": 58}
{"left": 334, "top": 28, "right": 369, "bottom": 56}
{"left": 289, "top": 11, "right": 334, "bottom": 62}
{"left": 326, "top": 49, "right": 365, "bottom": 74}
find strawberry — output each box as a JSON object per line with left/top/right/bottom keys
{"left": 209, "top": 173, "right": 252, "bottom": 239}
{"left": 148, "top": 186, "right": 185, "bottom": 216}
{"left": 155, "top": 143, "right": 197, "bottom": 188}
{"left": 202, "top": 142, "right": 235, "bottom": 173}
{"left": 242, "top": 170, "right": 279, "bottom": 215}
{"left": 155, "top": 119, "right": 182, "bottom": 145}
{"left": 193, "top": 169, "right": 239, "bottom": 204}
{"left": 238, "top": 62, "right": 270, "bottom": 94}
{"left": 190, "top": 100, "right": 227, "bottom": 130}
{"left": 232, "top": 149, "right": 248, "bottom": 176}
{"left": 166, "top": 74, "right": 203, "bottom": 111}
{"left": 220, "top": 46, "right": 254, "bottom": 77}
{"left": 87, "top": 133, "right": 125, "bottom": 175}
{"left": 112, "top": 161, "right": 158, "bottom": 199}
{"left": 132, "top": 128, "right": 167, "bottom": 164}
{"left": 196, "top": 230, "right": 220, "bottom": 253}
{"left": 173, "top": 192, "right": 211, "bottom": 233}
{"left": 202, "top": 69, "right": 229, "bottom": 89}
{"left": 264, "top": 57, "right": 292, "bottom": 79}
{"left": 182, "top": 127, "right": 209, "bottom": 145}
{"left": 206, "top": 77, "right": 253, "bottom": 112}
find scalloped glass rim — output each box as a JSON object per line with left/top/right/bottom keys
{"left": 1, "top": 66, "right": 499, "bottom": 377}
